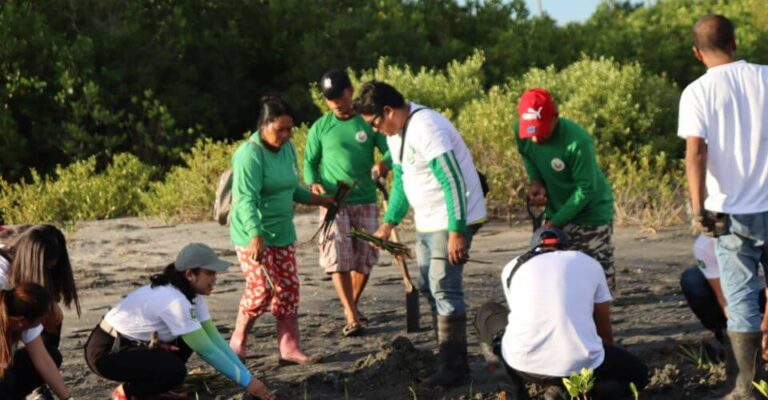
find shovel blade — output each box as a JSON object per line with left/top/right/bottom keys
{"left": 405, "top": 288, "right": 420, "bottom": 333}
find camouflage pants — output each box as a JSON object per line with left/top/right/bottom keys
{"left": 562, "top": 221, "right": 615, "bottom": 285}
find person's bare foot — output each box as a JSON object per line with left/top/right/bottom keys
{"left": 229, "top": 336, "right": 247, "bottom": 359}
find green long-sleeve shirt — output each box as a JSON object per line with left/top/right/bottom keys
{"left": 303, "top": 113, "right": 390, "bottom": 204}
{"left": 514, "top": 118, "right": 613, "bottom": 226}
{"left": 230, "top": 132, "right": 312, "bottom": 247}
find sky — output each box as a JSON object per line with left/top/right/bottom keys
{"left": 524, "top": 0, "right": 646, "bottom": 25}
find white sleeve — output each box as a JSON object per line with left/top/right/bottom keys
{"left": 594, "top": 263, "right": 613, "bottom": 303}
{"left": 21, "top": 324, "right": 43, "bottom": 344}
{"left": 159, "top": 298, "right": 203, "bottom": 337}
{"left": 194, "top": 295, "right": 211, "bottom": 322}
{"left": 677, "top": 87, "right": 708, "bottom": 139}
{"left": 410, "top": 115, "right": 453, "bottom": 161}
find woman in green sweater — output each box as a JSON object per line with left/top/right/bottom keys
{"left": 229, "top": 96, "right": 334, "bottom": 364}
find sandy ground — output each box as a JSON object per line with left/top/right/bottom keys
{"left": 55, "top": 214, "right": 730, "bottom": 399}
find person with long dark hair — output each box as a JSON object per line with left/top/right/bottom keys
{"left": 228, "top": 96, "right": 334, "bottom": 363}
{"left": 0, "top": 224, "right": 80, "bottom": 336}
{"left": 0, "top": 283, "right": 72, "bottom": 399}
{"left": 84, "top": 243, "right": 274, "bottom": 400}
{"left": 0, "top": 224, "right": 79, "bottom": 398}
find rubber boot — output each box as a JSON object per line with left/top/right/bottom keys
{"left": 276, "top": 316, "right": 316, "bottom": 365}
{"left": 229, "top": 311, "right": 255, "bottom": 358}
{"left": 722, "top": 331, "right": 763, "bottom": 400}
{"left": 423, "top": 314, "right": 469, "bottom": 387}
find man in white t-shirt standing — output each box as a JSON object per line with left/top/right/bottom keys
{"left": 475, "top": 228, "right": 647, "bottom": 399}
{"left": 353, "top": 81, "right": 487, "bottom": 387}
{"left": 678, "top": 14, "right": 768, "bottom": 399}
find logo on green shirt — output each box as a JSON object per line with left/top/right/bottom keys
{"left": 355, "top": 131, "right": 367, "bottom": 143}
{"left": 551, "top": 158, "right": 565, "bottom": 172}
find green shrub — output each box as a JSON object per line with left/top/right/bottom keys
{"left": 141, "top": 138, "right": 239, "bottom": 222}
{"left": 0, "top": 153, "right": 154, "bottom": 225}
{"left": 601, "top": 144, "right": 686, "bottom": 230}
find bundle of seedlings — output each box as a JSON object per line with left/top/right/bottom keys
{"left": 311, "top": 180, "right": 356, "bottom": 245}
{"left": 347, "top": 229, "right": 412, "bottom": 260}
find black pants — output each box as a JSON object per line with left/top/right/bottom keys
{"left": 0, "top": 340, "right": 63, "bottom": 400}
{"left": 84, "top": 325, "right": 193, "bottom": 399}
{"left": 475, "top": 301, "right": 649, "bottom": 399}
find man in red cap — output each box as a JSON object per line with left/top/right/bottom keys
{"left": 514, "top": 88, "right": 615, "bottom": 280}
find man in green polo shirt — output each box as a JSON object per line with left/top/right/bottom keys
{"left": 304, "top": 69, "right": 390, "bottom": 337}
{"left": 514, "top": 88, "right": 615, "bottom": 279}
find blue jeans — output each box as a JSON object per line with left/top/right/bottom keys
{"left": 416, "top": 224, "right": 481, "bottom": 316}
{"left": 716, "top": 211, "right": 768, "bottom": 332}
{"left": 680, "top": 267, "right": 767, "bottom": 341}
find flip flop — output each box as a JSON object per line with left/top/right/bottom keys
{"left": 342, "top": 322, "right": 364, "bottom": 337}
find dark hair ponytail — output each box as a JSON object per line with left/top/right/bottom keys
{"left": 7, "top": 224, "right": 81, "bottom": 316}
{"left": 257, "top": 95, "right": 294, "bottom": 130}
{"left": 149, "top": 264, "right": 199, "bottom": 302}
{"left": 0, "top": 283, "right": 51, "bottom": 377}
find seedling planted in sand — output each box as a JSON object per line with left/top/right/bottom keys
{"left": 677, "top": 342, "right": 716, "bottom": 371}
{"left": 562, "top": 367, "right": 595, "bottom": 400}
{"left": 629, "top": 382, "right": 640, "bottom": 400}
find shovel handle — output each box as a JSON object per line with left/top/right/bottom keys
{"left": 526, "top": 197, "right": 545, "bottom": 232}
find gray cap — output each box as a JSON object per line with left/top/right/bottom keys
{"left": 175, "top": 243, "right": 231, "bottom": 272}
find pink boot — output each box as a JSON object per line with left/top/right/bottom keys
{"left": 276, "top": 316, "right": 316, "bottom": 365}
{"left": 229, "top": 311, "right": 256, "bottom": 359}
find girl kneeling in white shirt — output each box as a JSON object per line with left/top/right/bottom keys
{"left": 84, "top": 243, "right": 274, "bottom": 400}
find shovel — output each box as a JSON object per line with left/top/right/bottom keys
{"left": 375, "top": 178, "right": 420, "bottom": 333}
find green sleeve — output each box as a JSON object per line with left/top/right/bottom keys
{"left": 383, "top": 164, "right": 409, "bottom": 225}
{"left": 201, "top": 320, "right": 250, "bottom": 374}
{"left": 549, "top": 140, "right": 598, "bottom": 226}
{"left": 182, "top": 328, "right": 252, "bottom": 388}
{"left": 374, "top": 131, "right": 392, "bottom": 167}
{"left": 232, "top": 145, "right": 263, "bottom": 238}
{"left": 303, "top": 122, "right": 322, "bottom": 185}
{"left": 428, "top": 151, "right": 467, "bottom": 232}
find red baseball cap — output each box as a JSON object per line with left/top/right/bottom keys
{"left": 518, "top": 88, "right": 558, "bottom": 139}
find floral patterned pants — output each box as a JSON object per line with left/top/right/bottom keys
{"left": 235, "top": 244, "right": 299, "bottom": 319}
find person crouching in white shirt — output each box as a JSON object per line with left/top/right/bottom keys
{"left": 474, "top": 228, "right": 648, "bottom": 399}
{"left": 83, "top": 243, "right": 274, "bottom": 400}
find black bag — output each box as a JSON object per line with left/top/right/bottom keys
{"left": 478, "top": 171, "right": 490, "bottom": 198}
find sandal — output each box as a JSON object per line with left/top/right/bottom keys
{"left": 342, "top": 322, "right": 364, "bottom": 337}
